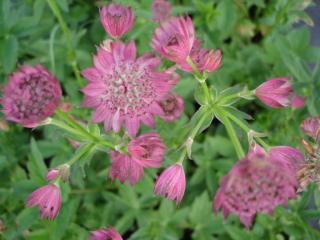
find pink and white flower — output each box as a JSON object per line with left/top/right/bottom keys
{"left": 154, "top": 163, "right": 186, "bottom": 204}
{"left": 213, "top": 150, "right": 298, "bottom": 228}
{"left": 152, "top": 16, "right": 195, "bottom": 64}
{"left": 255, "top": 78, "right": 293, "bottom": 108}
{"left": 27, "top": 184, "right": 62, "bottom": 220}
{"left": 2, "top": 65, "right": 62, "bottom": 128}
{"left": 89, "top": 227, "right": 123, "bottom": 240}
{"left": 158, "top": 93, "right": 184, "bottom": 122}
{"left": 128, "top": 132, "right": 166, "bottom": 168}
{"left": 109, "top": 151, "right": 144, "bottom": 185}
{"left": 81, "top": 41, "right": 177, "bottom": 136}
{"left": 99, "top": 3, "right": 135, "bottom": 38}
{"left": 151, "top": 0, "right": 172, "bottom": 23}
{"left": 179, "top": 40, "right": 222, "bottom": 73}
{"left": 301, "top": 116, "right": 320, "bottom": 139}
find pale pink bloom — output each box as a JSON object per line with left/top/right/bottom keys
{"left": 99, "top": 3, "right": 134, "bottom": 38}
{"left": 213, "top": 153, "right": 297, "bottom": 228}
{"left": 301, "top": 116, "right": 320, "bottom": 138}
{"left": 158, "top": 93, "right": 184, "bottom": 122}
{"left": 27, "top": 184, "right": 62, "bottom": 220}
{"left": 179, "top": 40, "right": 222, "bottom": 73}
{"left": 152, "top": 16, "right": 195, "bottom": 64}
{"left": 269, "top": 146, "right": 304, "bottom": 171}
{"left": 128, "top": 132, "right": 166, "bottom": 168}
{"left": 154, "top": 164, "right": 186, "bottom": 204}
{"left": 46, "top": 169, "right": 59, "bottom": 181}
{"left": 291, "top": 95, "right": 305, "bottom": 109}
{"left": 2, "top": 65, "right": 62, "bottom": 128}
{"left": 255, "top": 78, "right": 293, "bottom": 108}
{"left": 109, "top": 151, "right": 144, "bottom": 185}
{"left": 82, "top": 41, "right": 176, "bottom": 136}
{"left": 152, "top": 0, "right": 172, "bottom": 23}
{"left": 89, "top": 227, "right": 123, "bottom": 240}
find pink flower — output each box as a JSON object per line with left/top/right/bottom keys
{"left": 158, "top": 93, "right": 184, "bottom": 122}
{"left": 152, "top": 16, "right": 195, "bottom": 64}
{"left": 213, "top": 153, "right": 297, "bottom": 228}
{"left": 82, "top": 41, "right": 176, "bottom": 136}
{"left": 46, "top": 170, "right": 59, "bottom": 181}
{"left": 89, "top": 227, "right": 123, "bottom": 240}
{"left": 99, "top": 3, "right": 135, "bottom": 38}
{"left": 301, "top": 116, "right": 320, "bottom": 138}
{"left": 291, "top": 95, "right": 305, "bottom": 109}
{"left": 109, "top": 151, "right": 144, "bottom": 185}
{"left": 128, "top": 132, "right": 166, "bottom": 168}
{"left": 269, "top": 146, "right": 304, "bottom": 171}
{"left": 2, "top": 65, "right": 62, "bottom": 128}
{"left": 179, "top": 40, "right": 222, "bottom": 73}
{"left": 154, "top": 164, "right": 186, "bottom": 204}
{"left": 255, "top": 78, "right": 293, "bottom": 108}
{"left": 152, "top": 0, "right": 172, "bottom": 23}
{"left": 27, "top": 184, "right": 62, "bottom": 220}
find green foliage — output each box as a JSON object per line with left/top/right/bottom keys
{"left": 0, "top": 0, "right": 320, "bottom": 239}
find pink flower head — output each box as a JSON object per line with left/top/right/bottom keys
{"left": 128, "top": 132, "right": 166, "bottom": 168}
{"left": 99, "top": 3, "right": 135, "bottom": 38}
{"left": 213, "top": 153, "right": 297, "bottom": 228}
{"left": 89, "top": 227, "right": 123, "bottom": 240}
{"left": 291, "top": 95, "right": 305, "bottom": 109}
{"left": 109, "top": 151, "right": 144, "bottom": 185}
{"left": 152, "top": 16, "right": 195, "bottom": 64}
{"left": 158, "top": 93, "right": 184, "bottom": 122}
{"left": 27, "top": 184, "right": 62, "bottom": 220}
{"left": 255, "top": 78, "right": 293, "bottom": 108}
{"left": 82, "top": 41, "right": 177, "bottom": 136}
{"left": 301, "top": 116, "right": 320, "bottom": 139}
{"left": 269, "top": 146, "right": 304, "bottom": 171}
{"left": 2, "top": 65, "right": 62, "bottom": 128}
{"left": 179, "top": 40, "right": 222, "bottom": 73}
{"left": 154, "top": 163, "right": 186, "bottom": 204}
{"left": 152, "top": 0, "right": 172, "bottom": 23}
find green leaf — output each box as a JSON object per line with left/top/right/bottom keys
{"left": 27, "top": 138, "right": 47, "bottom": 184}
{"left": 1, "top": 34, "right": 18, "bottom": 73}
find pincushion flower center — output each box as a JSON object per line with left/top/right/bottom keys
{"left": 106, "top": 63, "right": 154, "bottom": 116}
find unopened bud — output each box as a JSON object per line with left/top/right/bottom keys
{"left": 301, "top": 139, "right": 314, "bottom": 156}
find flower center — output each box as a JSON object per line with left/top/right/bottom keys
{"left": 101, "top": 62, "right": 155, "bottom": 117}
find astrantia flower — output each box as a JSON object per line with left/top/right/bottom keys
{"left": 89, "top": 227, "right": 123, "bottom": 240}
{"left": 152, "top": 16, "right": 195, "bottom": 64}
{"left": 291, "top": 95, "right": 305, "bottom": 109}
{"left": 301, "top": 116, "right": 320, "bottom": 139}
{"left": 82, "top": 41, "right": 176, "bottom": 136}
{"left": 128, "top": 132, "right": 166, "bottom": 168}
{"left": 27, "top": 184, "right": 62, "bottom": 220}
{"left": 157, "top": 93, "right": 184, "bottom": 122}
{"left": 269, "top": 146, "right": 304, "bottom": 171}
{"left": 2, "top": 65, "right": 62, "bottom": 128}
{"left": 109, "top": 151, "right": 144, "bottom": 185}
{"left": 154, "top": 163, "right": 186, "bottom": 204}
{"left": 255, "top": 78, "right": 293, "bottom": 108}
{"left": 100, "top": 3, "right": 134, "bottom": 38}
{"left": 152, "top": 0, "right": 172, "bottom": 23}
{"left": 179, "top": 40, "right": 222, "bottom": 73}
{"left": 213, "top": 152, "right": 297, "bottom": 228}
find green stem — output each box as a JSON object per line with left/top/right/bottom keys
{"left": 224, "top": 110, "right": 270, "bottom": 150}
{"left": 187, "top": 56, "right": 213, "bottom": 103}
{"left": 46, "top": 0, "right": 83, "bottom": 87}
{"left": 215, "top": 108, "right": 245, "bottom": 159}
{"left": 219, "top": 90, "right": 255, "bottom": 105}
{"left": 67, "top": 143, "right": 96, "bottom": 165}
